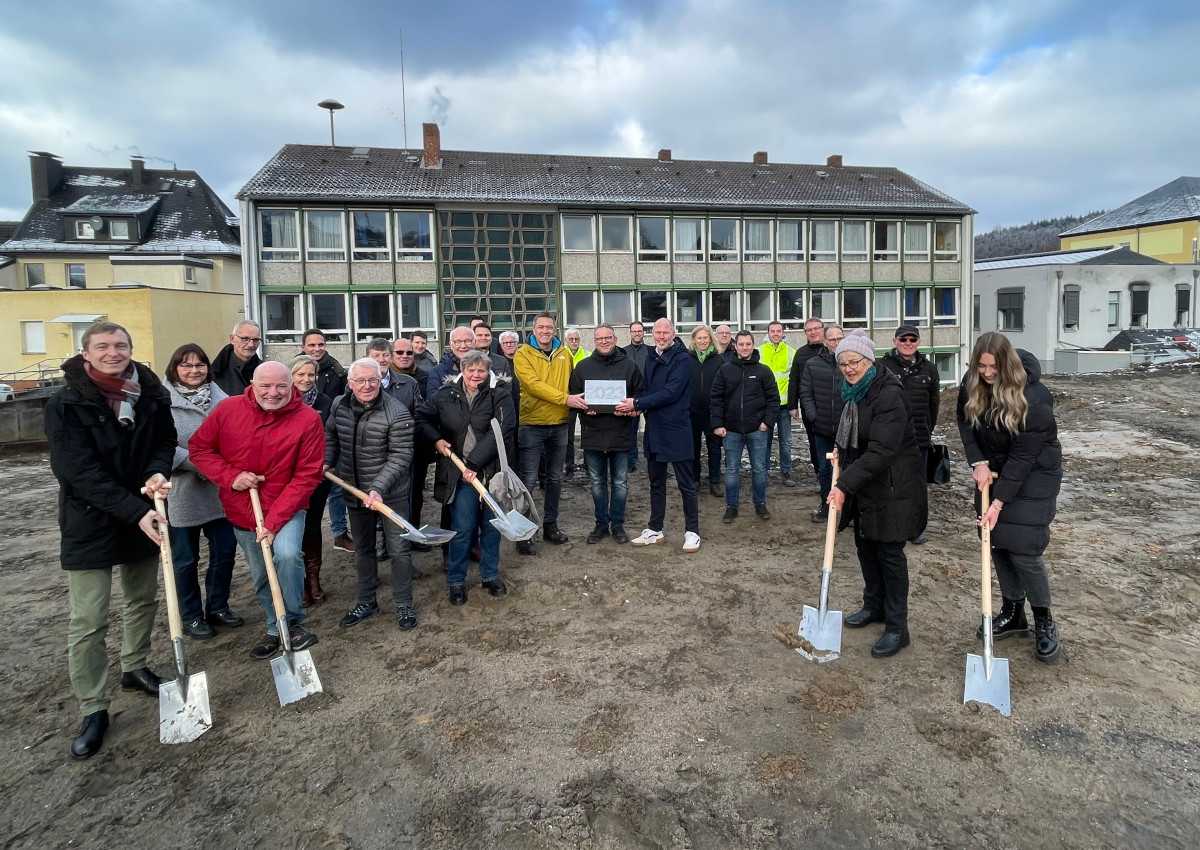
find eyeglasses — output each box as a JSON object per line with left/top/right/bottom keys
{"left": 349, "top": 378, "right": 381, "bottom": 386}
{"left": 393, "top": 350, "right": 413, "bottom": 356}
{"left": 234, "top": 335, "right": 261, "bottom": 344}
{"left": 838, "top": 357, "right": 867, "bottom": 370}
{"left": 179, "top": 362, "right": 208, "bottom": 370}
{"left": 450, "top": 338, "right": 473, "bottom": 346}
{"left": 897, "top": 336, "right": 919, "bottom": 343}
{"left": 825, "top": 337, "right": 844, "bottom": 344}
{"left": 594, "top": 335, "right": 615, "bottom": 342}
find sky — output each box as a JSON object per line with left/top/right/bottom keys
{"left": 1, "top": 0, "right": 1197, "bottom": 234}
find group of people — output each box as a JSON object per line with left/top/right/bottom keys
{"left": 48, "top": 310, "right": 1064, "bottom": 760}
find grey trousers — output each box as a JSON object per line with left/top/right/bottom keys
{"left": 992, "top": 549, "right": 1052, "bottom": 608}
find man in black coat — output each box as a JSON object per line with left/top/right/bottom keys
{"left": 210, "top": 320, "right": 263, "bottom": 397}
{"left": 787, "top": 317, "right": 827, "bottom": 478}
{"left": 710, "top": 331, "right": 779, "bottom": 523}
{"left": 411, "top": 331, "right": 438, "bottom": 373}
{"left": 622, "top": 321, "right": 649, "bottom": 471}
{"left": 799, "top": 326, "right": 845, "bottom": 523}
{"left": 568, "top": 324, "right": 644, "bottom": 544}
{"left": 301, "top": 329, "right": 348, "bottom": 401}
{"left": 45, "top": 322, "right": 176, "bottom": 759}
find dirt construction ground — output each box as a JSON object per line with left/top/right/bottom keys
{"left": 2, "top": 364, "right": 1199, "bottom": 849}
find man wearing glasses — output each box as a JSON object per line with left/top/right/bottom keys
{"left": 211, "top": 320, "right": 263, "bottom": 397}
{"left": 878, "top": 325, "right": 940, "bottom": 544}
{"left": 425, "top": 327, "right": 476, "bottom": 400}
{"left": 798, "top": 326, "right": 845, "bottom": 523}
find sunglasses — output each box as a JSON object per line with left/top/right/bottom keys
{"left": 898, "top": 336, "right": 919, "bottom": 343}
{"left": 393, "top": 350, "right": 413, "bottom": 355}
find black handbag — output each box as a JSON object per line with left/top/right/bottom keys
{"left": 927, "top": 444, "right": 950, "bottom": 485}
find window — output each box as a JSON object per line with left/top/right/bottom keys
{"left": 673, "top": 218, "right": 704, "bottom": 262}
{"left": 562, "top": 215, "right": 595, "bottom": 252}
{"left": 934, "top": 352, "right": 958, "bottom": 386}
{"left": 600, "top": 216, "right": 632, "bottom": 252}
{"left": 264, "top": 293, "right": 301, "bottom": 342}
{"left": 21, "top": 321, "right": 45, "bottom": 354}
{"left": 1062, "top": 285, "right": 1080, "bottom": 332}
{"left": 351, "top": 210, "right": 390, "bottom": 261}
{"left": 874, "top": 220, "right": 899, "bottom": 261}
{"left": 810, "top": 289, "right": 839, "bottom": 322}
{"left": 997, "top": 288, "right": 1024, "bottom": 331}
{"left": 743, "top": 220, "right": 772, "bottom": 261}
{"left": 843, "top": 289, "right": 869, "bottom": 328}
{"left": 874, "top": 289, "right": 900, "bottom": 327}
{"left": 973, "top": 294, "right": 981, "bottom": 331}
{"left": 184, "top": 266, "right": 196, "bottom": 284}
{"left": 811, "top": 220, "right": 837, "bottom": 262}
{"left": 777, "top": 219, "right": 804, "bottom": 261}
{"left": 1176, "top": 285, "right": 1191, "bottom": 327}
{"left": 745, "top": 291, "right": 773, "bottom": 328}
{"left": 711, "top": 290, "right": 740, "bottom": 326}
{"left": 305, "top": 210, "right": 345, "bottom": 261}
{"left": 66, "top": 264, "right": 86, "bottom": 288}
{"left": 309, "top": 293, "right": 349, "bottom": 341}
{"left": 842, "top": 221, "right": 869, "bottom": 262}
{"left": 564, "top": 290, "right": 597, "bottom": 326}
{"left": 260, "top": 210, "right": 300, "bottom": 261}
{"left": 399, "top": 292, "right": 436, "bottom": 336}
{"left": 675, "top": 291, "right": 705, "bottom": 327}
{"left": 905, "top": 288, "right": 929, "bottom": 324}
{"left": 601, "top": 291, "right": 633, "bottom": 326}
{"left": 904, "top": 222, "right": 929, "bottom": 262}
{"left": 778, "top": 289, "right": 806, "bottom": 327}
{"left": 75, "top": 220, "right": 95, "bottom": 239}
{"left": 935, "top": 222, "right": 959, "bottom": 261}
{"left": 25, "top": 263, "right": 45, "bottom": 288}
{"left": 709, "top": 219, "right": 738, "bottom": 262}
{"left": 1130, "top": 283, "right": 1149, "bottom": 328}
{"left": 637, "top": 217, "right": 668, "bottom": 262}
{"left": 110, "top": 220, "right": 131, "bottom": 240}
{"left": 397, "top": 211, "right": 433, "bottom": 261}
{"left": 934, "top": 287, "right": 957, "bottom": 326}
{"left": 639, "top": 290, "right": 669, "bottom": 322}
{"left": 1107, "top": 292, "right": 1120, "bottom": 329}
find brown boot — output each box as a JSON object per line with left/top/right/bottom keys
{"left": 302, "top": 534, "right": 326, "bottom": 605}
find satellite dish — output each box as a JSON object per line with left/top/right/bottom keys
{"left": 89, "top": 215, "right": 104, "bottom": 231}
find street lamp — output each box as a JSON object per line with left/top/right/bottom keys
{"left": 317, "top": 99, "right": 344, "bottom": 146}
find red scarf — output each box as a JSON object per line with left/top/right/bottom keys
{"left": 84, "top": 361, "right": 141, "bottom": 425}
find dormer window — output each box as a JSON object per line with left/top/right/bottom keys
{"left": 110, "top": 220, "right": 130, "bottom": 240}
{"left": 75, "top": 220, "right": 95, "bottom": 239}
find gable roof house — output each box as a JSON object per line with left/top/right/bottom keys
{"left": 0, "top": 152, "right": 243, "bottom": 385}
{"left": 1060, "top": 176, "right": 1200, "bottom": 263}
{"left": 238, "top": 123, "right": 975, "bottom": 383}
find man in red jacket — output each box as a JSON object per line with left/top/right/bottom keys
{"left": 190, "top": 361, "right": 325, "bottom": 659}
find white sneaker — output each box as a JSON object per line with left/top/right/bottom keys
{"left": 682, "top": 531, "right": 701, "bottom": 553}
{"left": 630, "top": 528, "right": 665, "bottom": 546}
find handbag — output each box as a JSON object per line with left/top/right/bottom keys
{"left": 927, "top": 443, "right": 950, "bottom": 485}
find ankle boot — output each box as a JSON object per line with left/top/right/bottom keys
{"left": 977, "top": 597, "right": 1030, "bottom": 641}
{"left": 1033, "top": 609, "right": 1062, "bottom": 664}
{"left": 302, "top": 534, "right": 326, "bottom": 605}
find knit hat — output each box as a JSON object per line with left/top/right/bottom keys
{"left": 835, "top": 328, "right": 877, "bottom": 363}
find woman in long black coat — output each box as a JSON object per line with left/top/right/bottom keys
{"left": 688, "top": 325, "right": 724, "bottom": 496}
{"left": 957, "top": 331, "right": 1063, "bottom": 663}
{"left": 827, "top": 330, "right": 927, "bottom": 658}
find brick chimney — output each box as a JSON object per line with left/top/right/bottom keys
{"left": 29, "top": 151, "right": 63, "bottom": 201}
{"left": 827, "top": 154, "right": 843, "bottom": 168}
{"left": 658, "top": 149, "right": 672, "bottom": 163}
{"left": 753, "top": 151, "right": 768, "bottom": 166}
{"left": 422, "top": 123, "right": 441, "bottom": 168}
{"left": 130, "top": 155, "right": 145, "bottom": 186}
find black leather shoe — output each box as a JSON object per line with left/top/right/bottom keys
{"left": 249, "top": 633, "right": 280, "bottom": 660}
{"left": 1034, "top": 612, "right": 1062, "bottom": 664}
{"left": 120, "top": 667, "right": 165, "bottom": 697}
{"left": 183, "top": 618, "right": 215, "bottom": 641}
{"left": 71, "top": 710, "right": 109, "bottom": 760}
{"left": 449, "top": 585, "right": 468, "bottom": 606}
{"left": 207, "top": 609, "right": 245, "bottom": 629}
{"left": 871, "top": 630, "right": 910, "bottom": 658}
{"left": 482, "top": 579, "right": 508, "bottom": 598}
{"left": 339, "top": 602, "right": 379, "bottom": 628}
{"left": 586, "top": 524, "right": 609, "bottom": 544}
{"left": 610, "top": 525, "right": 630, "bottom": 544}
{"left": 543, "top": 524, "right": 569, "bottom": 545}
{"left": 844, "top": 608, "right": 885, "bottom": 629}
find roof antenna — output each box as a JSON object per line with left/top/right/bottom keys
{"left": 400, "top": 29, "right": 409, "bottom": 150}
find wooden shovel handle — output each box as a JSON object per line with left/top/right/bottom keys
{"left": 150, "top": 495, "right": 184, "bottom": 642}
{"left": 248, "top": 488, "right": 290, "bottom": 639}
{"left": 323, "top": 470, "right": 402, "bottom": 525}
{"left": 980, "top": 473, "right": 998, "bottom": 618}
{"left": 821, "top": 452, "right": 840, "bottom": 574}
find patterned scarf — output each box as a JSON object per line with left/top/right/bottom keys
{"left": 85, "top": 361, "right": 140, "bottom": 428}
{"left": 174, "top": 381, "right": 213, "bottom": 412}
{"left": 302, "top": 386, "right": 320, "bottom": 407}
{"left": 835, "top": 365, "right": 878, "bottom": 459}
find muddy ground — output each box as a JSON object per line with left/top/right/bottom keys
{"left": 2, "top": 364, "right": 1199, "bottom": 850}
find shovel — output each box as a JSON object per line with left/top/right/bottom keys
{"left": 963, "top": 477, "right": 1012, "bottom": 716}
{"left": 797, "top": 452, "right": 843, "bottom": 663}
{"left": 322, "top": 470, "right": 456, "bottom": 545}
{"left": 144, "top": 488, "right": 212, "bottom": 743}
{"left": 446, "top": 450, "right": 539, "bottom": 542}
{"left": 248, "top": 487, "right": 322, "bottom": 707}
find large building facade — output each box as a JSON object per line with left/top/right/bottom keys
{"left": 239, "top": 125, "right": 974, "bottom": 382}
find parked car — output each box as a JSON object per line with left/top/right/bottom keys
{"left": 0, "top": 384, "right": 14, "bottom": 402}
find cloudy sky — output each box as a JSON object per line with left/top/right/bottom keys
{"left": 1, "top": 0, "right": 1196, "bottom": 233}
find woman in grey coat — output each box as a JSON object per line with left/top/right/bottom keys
{"left": 164, "top": 344, "right": 243, "bottom": 640}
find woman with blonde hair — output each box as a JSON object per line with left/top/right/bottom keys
{"left": 956, "top": 332, "right": 1063, "bottom": 663}
{"left": 688, "top": 324, "right": 724, "bottom": 496}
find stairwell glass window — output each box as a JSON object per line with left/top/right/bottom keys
{"left": 673, "top": 218, "right": 704, "bottom": 262}
{"left": 1130, "top": 283, "right": 1150, "bottom": 329}
{"left": 841, "top": 221, "right": 869, "bottom": 262}
{"left": 709, "top": 219, "right": 738, "bottom": 262}
{"left": 745, "top": 291, "right": 773, "bottom": 329}
{"left": 259, "top": 210, "right": 300, "bottom": 261}
{"left": 675, "top": 291, "right": 704, "bottom": 328}
{"left": 777, "top": 219, "right": 804, "bottom": 261}
{"left": 66, "top": 264, "right": 86, "bottom": 288}
{"left": 637, "top": 217, "right": 668, "bottom": 262}
{"left": 600, "top": 216, "right": 632, "bottom": 252}
{"left": 904, "top": 222, "right": 930, "bottom": 262}
{"left": 397, "top": 212, "right": 433, "bottom": 261}
{"left": 640, "top": 290, "right": 669, "bottom": 322}
{"left": 997, "top": 288, "right": 1024, "bottom": 331}
{"left": 874, "top": 220, "right": 899, "bottom": 261}
{"left": 1062, "top": 286, "right": 1080, "bottom": 332}
{"left": 743, "top": 220, "right": 772, "bottom": 262}
{"left": 562, "top": 215, "right": 595, "bottom": 252}
{"left": 811, "top": 220, "right": 838, "bottom": 262}
{"left": 351, "top": 210, "right": 390, "bottom": 261}
{"left": 935, "top": 222, "right": 959, "bottom": 261}
{"left": 305, "top": 210, "right": 345, "bottom": 261}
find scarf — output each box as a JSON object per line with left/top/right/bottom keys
{"left": 835, "top": 365, "right": 877, "bottom": 459}
{"left": 696, "top": 345, "right": 715, "bottom": 364}
{"left": 85, "top": 361, "right": 140, "bottom": 428}
{"left": 174, "top": 381, "right": 213, "bottom": 412}
{"left": 302, "top": 386, "right": 320, "bottom": 407}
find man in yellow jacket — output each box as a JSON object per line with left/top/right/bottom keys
{"left": 514, "top": 312, "right": 580, "bottom": 553}
{"left": 758, "top": 321, "right": 796, "bottom": 487}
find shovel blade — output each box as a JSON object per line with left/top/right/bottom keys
{"left": 964, "top": 653, "right": 1012, "bottom": 717}
{"left": 412, "top": 524, "right": 457, "bottom": 545}
{"left": 159, "top": 674, "right": 212, "bottom": 744}
{"left": 489, "top": 510, "right": 539, "bottom": 542}
{"left": 271, "top": 650, "right": 323, "bottom": 706}
{"left": 797, "top": 604, "right": 843, "bottom": 663}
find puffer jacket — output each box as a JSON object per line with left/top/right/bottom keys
{"left": 416, "top": 373, "right": 515, "bottom": 505}
{"left": 568, "top": 346, "right": 644, "bottom": 452}
{"left": 787, "top": 341, "right": 825, "bottom": 411}
{"left": 325, "top": 391, "right": 414, "bottom": 500}
{"left": 45, "top": 356, "right": 177, "bottom": 570}
{"left": 688, "top": 347, "right": 725, "bottom": 430}
{"left": 513, "top": 336, "right": 572, "bottom": 426}
{"left": 165, "top": 380, "right": 230, "bottom": 527}
{"left": 879, "top": 348, "right": 940, "bottom": 448}
{"left": 635, "top": 338, "right": 692, "bottom": 463}
{"left": 709, "top": 350, "right": 780, "bottom": 434}
{"left": 835, "top": 370, "right": 927, "bottom": 543}
{"left": 799, "top": 348, "right": 845, "bottom": 439}
{"left": 957, "top": 350, "right": 1062, "bottom": 556}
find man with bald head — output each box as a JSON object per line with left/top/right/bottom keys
{"left": 190, "top": 360, "right": 326, "bottom": 660}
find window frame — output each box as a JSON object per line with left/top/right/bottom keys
{"left": 903, "top": 221, "right": 930, "bottom": 262}
{"left": 842, "top": 288, "right": 870, "bottom": 329}
{"left": 350, "top": 209, "right": 392, "bottom": 262}
{"left": 1062, "top": 285, "right": 1080, "bottom": 332}
{"left": 599, "top": 215, "right": 633, "bottom": 253}
{"left": 777, "top": 219, "right": 805, "bottom": 262}
{"left": 398, "top": 292, "right": 438, "bottom": 341}
{"left": 304, "top": 209, "right": 346, "bottom": 262}
{"left": 561, "top": 214, "right": 596, "bottom": 253}
{"left": 109, "top": 219, "right": 132, "bottom": 240}
{"left": 778, "top": 288, "right": 807, "bottom": 329}
{"left": 809, "top": 288, "right": 840, "bottom": 323}
{"left": 997, "top": 288, "right": 1024, "bottom": 331}
{"left": 601, "top": 290, "right": 634, "bottom": 326}
{"left": 354, "top": 292, "right": 394, "bottom": 342}
{"left": 934, "top": 221, "right": 960, "bottom": 261}
{"left": 710, "top": 289, "right": 741, "bottom": 326}
{"left": 1175, "top": 285, "right": 1192, "bottom": 328}
{"left": 564, "top": 290, "right": 599, "bottom": 327}
{"left": 708, "top": 218, "right": 739, "bottom": 263}
{"left": 973, "top": 294, "right": 981, "bottom": 331}
{"left": 674, "top": 290, "right": 706, "bottom": 330}
{"left": 743, "top": 219, "right": 773, "bottom": 262}
{"left": 183, "top": 265, "right": 196, "bottom": 284}
{"left": 1129, "top": 283, "right": 1150, "bottom": 329}
{"left": 743, "top": 290, "right": 775, "bottom": 330}
{"left": 24, "top": 263, "right": 45, "bottom": 288}
{"left": 259, "top": 209, "right": 300, "bottom": 261}
{"left": 1107, "top": 292, "right": 1121, "bottom": 330}
{"left": 933, "top": 286, "right": 958, "bottom": 326}
{"left": 638, "top": 289, "right": 671, "bottom": 323}
{"left": 396, "top": 210, "right": 434, "bottom": 262}
{"left": 21, "top": 321, "right": 46, "bottom": 354}
{"left": 263, "top": 293, "right": 302, "bottom": 343}
{"left": 673, "top": 217, "right": 705, "bottom": 263}
{"left": 66, "top": 263, "right": 86, "bottom": 289}
{"left": 308, "top": 292, "right": 350, "bottom": 341}
{"left": 810, "top": 220, "right": 838, "bottom": 263}
{"left": 874, "top": 288, "right": 901, "bottom": 328}
{"left": 74, "top": 220, "right": 95, "bottom": 240}
{"left": 934, "top": 352, "right": 958, "bottom": 387}
{"left": 874, "top": 220, "right": 900, "bottom": 262}
{"left": 841, "top": 220, "right": 870, "bottom": 262}
{"left": 904, "top": 287, "right": 930, "bottom": 325}
{"left": 636, "top": 216, "right": 669, "bottom": 262}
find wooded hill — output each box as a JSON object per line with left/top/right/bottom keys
{"left": 974, "top": 213, "right": 1106, "bottom": 259}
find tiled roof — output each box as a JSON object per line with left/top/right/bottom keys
{"left": 1, "top": 165, "right": 240, "bottom": 256}
{"left": 238, "top": 144, "right": 974, "bottom": 215}
{"left": 0, "top": 221, "right": 19, "bottom": 243}
{"left": 975, "top": 245, "right": 1166, "bottom": 271}
{"left": 1061, "top": 176, "right": 1200, "bottom": 236}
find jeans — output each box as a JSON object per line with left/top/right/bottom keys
{"left": 992, "top": 549, "right": 1053, "bottom": 608}
{"left": 348, "top": 497, "right": 414, "bottom": 606}
{"left": 691, "top": 420, "right": 723, "bottom": 484}
{"left": 853, "top": 524, "right": 909, "bottom": 632}
{"left": 327, "top": 484, "right": 348, "bottom": 537}
{"left": 447, "top": 480, "right": 500, "bottom": 586}
{"left": 518, "top": 423, "right": 567, "bottom": 525}
{"left": 168, "top": 517, "right": 238, "bottom": 623}
{"left": 67, "top": 555, "right": 159, "bottom": 715}
{"left": 814, "top": 433, "right": 835, "bottom": 499}
{"left": 584, "top": 449, "right": 629, "bottom": 526}
{"left": 646, "top": 453, "right": 699, "bottom": 534}
{"left": 232, "top": 511, "right": 307, "bottom": 635}
{"left": 770, "top": 406, "right": 792, "bottom": 474}
{"left": 722, "top": 429, "right": 769, "bottom": 507}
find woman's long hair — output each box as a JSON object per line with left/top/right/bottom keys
{"left": 963, "top": 332, "right": 1029, "bottom": 434}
